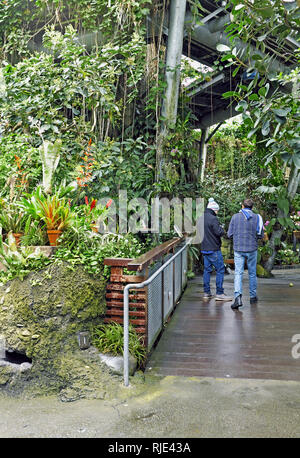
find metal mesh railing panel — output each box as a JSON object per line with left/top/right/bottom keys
{"left": 182, "top": 246, "right": 188, "bottom": 288}
{"left": 174, "top": 254, "right": 182, "bottom": 302}
{"left": 141, "top": 243, "right": 189, "bottom": 351}
{"left": 163, "top": 253, "right": 174, "bottom": 321}
{"left": 147, "top": 260, "right": 163, "bottom": 350}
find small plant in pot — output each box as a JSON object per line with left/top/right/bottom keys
{"left": 0, "top": 200, "right": 28, "bottom": 246}
{"left": 36, "top": 194, "right": 73, "bottom": 246}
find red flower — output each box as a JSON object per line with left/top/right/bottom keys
{"left": 90, "top": 199, "right": 97, "bottom": 210}
{"left": 85, "top": 196, "right": 89, "bottom": 206}
{"left": 106, "top": 199, "right": 113, "bottom": 208}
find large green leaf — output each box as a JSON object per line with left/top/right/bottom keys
{"left": 222, "top": 91, "right": 240, "bottom": 98}
{"left": 292, "top": 154, "right": 300, "bottom": 168}
{"left": 273, "top": 108, "right": 291, "bottom": 117}
{"left": 257, "top": 185, "right": 277, "bottom": 194}
{"left": 287, "top": 139, "right": 300, "bottom": 154}
{"left": 277, "top": 198, "right": 289, "bottom": 216}
{"left": 216, "top": 44, "right": 231, "bottom": 53}
{"left": 256, "top": 7, "right": 274, "bottom": 19}
{"left": 261, "top": 120, "right": 270, "bottom": 136}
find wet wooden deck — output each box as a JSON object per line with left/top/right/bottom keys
{"left": 145, "top": 269, "right": 300, "bottom": 381}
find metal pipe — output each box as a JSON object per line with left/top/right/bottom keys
{"left": 205, "top": 121, "right": 223, "bottom": 144}
{"left": 123, "top": 241, "right": 190, "bottom": 386}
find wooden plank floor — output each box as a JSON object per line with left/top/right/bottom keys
{"left": 145, "top": 269, "right": 300, "bottom": 381}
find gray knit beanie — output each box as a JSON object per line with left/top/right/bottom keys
{"left": 207, "top": 197, "right": 220, "bottom": 212}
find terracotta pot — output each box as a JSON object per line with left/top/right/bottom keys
{"left": 47, "top": 229, "right": 62, "bottom": 246}
{"left": 12, "top": 233, "right": 23, "bottom": 246}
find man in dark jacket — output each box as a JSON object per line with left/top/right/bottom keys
{"left": 201, "top": 198, "right": 232, "bottom": 301}
{"left": 227, "top": 198, "right": 264, "bottom": 310}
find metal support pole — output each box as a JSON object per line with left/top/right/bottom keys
{"left": 180, "top": 251, "right": 182, "bottom": 295}
{"left": 172, "top": 249, "right": 175, "bottom": 309}
{"left": 123, "top": 286, "right": 130, "bottom": 387}
{"left": 161, "top": 267, "right": 165, "bottom": 329}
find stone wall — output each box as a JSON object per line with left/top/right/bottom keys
{"left": 0, "top": 261, "right": 128, "bottom": 400}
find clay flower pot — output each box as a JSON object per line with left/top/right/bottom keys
{"left": 12, "top": 233, "right": 23, "bottom": 246}
{"left": 47, "top": 229, "right": 62, "bottom": 246}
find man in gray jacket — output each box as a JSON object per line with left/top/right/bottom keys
{"left": 227, "top": 198, "right": 264, "bottom": 310}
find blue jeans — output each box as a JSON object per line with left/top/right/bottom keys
{"left": 234, "top": 250, "right": 257, "bottom": 298}
{"left": 203, "top": 250, "right": 225, "bottom": 295}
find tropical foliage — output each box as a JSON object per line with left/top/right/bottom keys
{"left": 215, "top": 0, "right": 300, "bottom": 271}
{"left": 0, "top": 0, "right": 298, "bottom": 282}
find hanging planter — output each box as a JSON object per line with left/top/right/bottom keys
{"left": 47, "top": 229, "right": 62, "bottom": 246}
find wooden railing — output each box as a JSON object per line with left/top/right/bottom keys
{"left": 103, "top": 237, "right": 184, "bottom": 343}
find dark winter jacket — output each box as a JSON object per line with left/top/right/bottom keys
{"left": 200, "top": 208, "right": 225, "bottom": 252}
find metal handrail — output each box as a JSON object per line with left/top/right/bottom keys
{"left": 123, "top": 239, "right": 190, "bottom": 386}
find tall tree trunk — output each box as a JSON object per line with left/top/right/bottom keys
{"left": 263, "top": 212, "right": 285, "bottom": 273}
{"left": 156, "top": 0, "right": 187, "bottom": 181}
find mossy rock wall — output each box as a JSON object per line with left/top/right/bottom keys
{"left": 0, "top": 261, "right": 121, "bottom": 399}
{"left": 256, "top": 264, "right": 273, "bottom": 278}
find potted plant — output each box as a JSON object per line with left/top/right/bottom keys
{"left": 0, "top": 201, "right": 28, "bottom": 246}
{"left": 35, "top": 194, "right": 73, "bottom": 246}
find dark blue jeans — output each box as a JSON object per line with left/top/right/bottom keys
{"left": 203, "top": 250, "right": 225, "bottom": 295}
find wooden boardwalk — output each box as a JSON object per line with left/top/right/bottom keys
{"left": 145, "top": 269, "right": 300, "bottom": 381}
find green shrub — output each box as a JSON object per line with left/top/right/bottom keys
{"left": 276, "top": 248, "right": 299, "bottom": 266}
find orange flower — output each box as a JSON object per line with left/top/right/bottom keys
{"left": 14, "top": 154, "right": 28, "bottom": 189}
{"left": 77, "top": 139, "right": 96, "bottom": 188}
